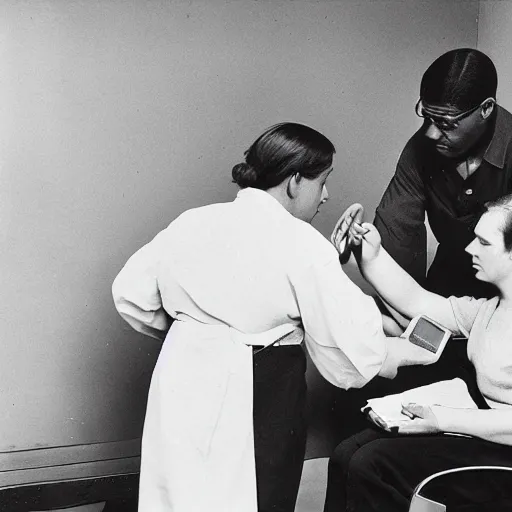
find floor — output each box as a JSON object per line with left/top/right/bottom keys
{"left": 30, "top": 458, "right": 329, "bottom": 512}
{"left": 295, "top": 457, "right": 329, "bottom": 512}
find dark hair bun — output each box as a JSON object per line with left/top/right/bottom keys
{"left": 232, "top": 162, "right": 259, "bottom": 188}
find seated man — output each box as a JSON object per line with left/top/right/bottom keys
{"left": 324, "top": 193, "right": 512, "bottom": 512}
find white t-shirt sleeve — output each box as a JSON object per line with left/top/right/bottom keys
{"left": 448, "top": 295, "right": 487, "bottom": 338}
{"left": 112, "top": 231, "right": 171, "bottom": 340}
{"left": 293, "top": 257, "right": 387, "bottom": 389}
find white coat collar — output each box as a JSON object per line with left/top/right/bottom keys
{"left": 235, "top": 187, "right": 292, "bottom": 218}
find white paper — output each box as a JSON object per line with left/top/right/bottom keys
{"left": 364, "top": 378, "right": 478, "bottom": 424}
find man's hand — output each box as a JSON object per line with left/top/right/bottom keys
{"left": 398, "top": 403, "right": 441, "bottom": 435}
{"left": 351, "top": 223, "right": 381, "bottom": 263}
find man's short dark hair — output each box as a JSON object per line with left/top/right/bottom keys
{"left": 420, "top": 48, "right": 497, "bottom": 112}
{"left": 485, "top": 193, "right": 512, "bottom": 252}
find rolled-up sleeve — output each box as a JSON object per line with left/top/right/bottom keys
{"left": 448, "top": 295, "right": 487, "bottom": 338}
{"left": 112, "top": 232, "right": 171, "bottom": 340}
{"left": 293, "top": 258, "right": 387, "bottom": 389}
{"left": 374, "top": 136, "right": 427, "bottom": 284}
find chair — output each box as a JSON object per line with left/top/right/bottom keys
{"left": 409, "top": 466, "right": 512, "bottom": 512}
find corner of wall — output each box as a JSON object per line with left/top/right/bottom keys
{"left": 476, "top": 0, "right": 481, "bottom": 48}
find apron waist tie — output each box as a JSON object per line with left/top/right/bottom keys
{"left": 173, "top": 316, "right": 304, "bottom": 349}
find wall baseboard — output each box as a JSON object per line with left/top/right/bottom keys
{"left": 0, "top": 473, "right": 139, "bottom": 512}
{"left": 0, "top": 439, "right": 141, "bottom": 488}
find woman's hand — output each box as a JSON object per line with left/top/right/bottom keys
{"left": 379, "top": 336, "right": 438, "bottom": 379}
{"left": 398, "top": 403, "right": 441, "bottom": 435}
{"left": 382, "top": 314, "right": 405, "bottom": 336}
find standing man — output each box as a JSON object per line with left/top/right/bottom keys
{"left": 375, "top": 48, "right": 512, "bottom": 299}
{"left": 330, "top": 47, "right": 512, "bottom": 450}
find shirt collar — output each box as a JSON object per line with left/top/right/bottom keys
{"left": 484, "top": 105, "right": 512, "bottom": 169}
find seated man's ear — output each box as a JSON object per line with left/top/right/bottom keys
{"left": 287, "top": 172, "right": 302, "bottom": 199}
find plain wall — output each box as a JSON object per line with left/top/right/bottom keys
{"left": 477, "top": 1, "right": 512, "bottom": 112}
{"left": 0, "top": 0, "right": 478, "bottom": 455}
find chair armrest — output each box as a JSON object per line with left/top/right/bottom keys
{"left": 409, "top": 466, "right": 512, "bottom": 512}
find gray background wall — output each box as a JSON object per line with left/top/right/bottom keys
{"left": 1, "top": 0, "right": 478, "bottom": 457}
{"left": 477, "top": 1, "right": 512, "bottom": 114}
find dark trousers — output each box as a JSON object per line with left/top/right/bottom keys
{"left": 324, "top": 353, "right": 512, "bottom": 512}
{"left": 323, "top": 427, "right": 512, "bottom": 512}
{"left": 253, "top": 345, "right": 308, "bottom": 512}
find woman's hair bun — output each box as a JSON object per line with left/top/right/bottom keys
{"left": 232, "top": 162, "right": 259, "bottom": 188}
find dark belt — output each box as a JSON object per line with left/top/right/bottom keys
{"left": 252, "top": 344, "right": 302, "bottom": 356}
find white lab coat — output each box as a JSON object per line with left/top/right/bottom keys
{"left": 112, "top": 188, "right": 388, "bottom": 512}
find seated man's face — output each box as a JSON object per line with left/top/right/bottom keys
{"left": 465, "top": 208, "right": 512, "bottom": 286}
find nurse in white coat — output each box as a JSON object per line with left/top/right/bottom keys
{"left": 112, "top": 122, "right": 434, "bottom": 512}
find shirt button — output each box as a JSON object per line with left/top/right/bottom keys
{"left": 465, "top": 188, "right": 473, "bottom": 195}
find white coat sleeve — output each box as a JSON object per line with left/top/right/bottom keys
{"left": 293, "top": 258, "right": 388, "bottom": 389}
{"left": 112, "top": 232, "right": 171, "bottom": 340}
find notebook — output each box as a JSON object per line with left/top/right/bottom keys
{"left": 362, "top": 378, "right": 478, "bottom": 431}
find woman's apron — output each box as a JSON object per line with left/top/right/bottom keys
{"left": 137, "top": 318, "right": 304, "bottom": 512}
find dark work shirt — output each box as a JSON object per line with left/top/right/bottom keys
{"left": 374, "top": 105, "right": 512, "bottom": 298}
